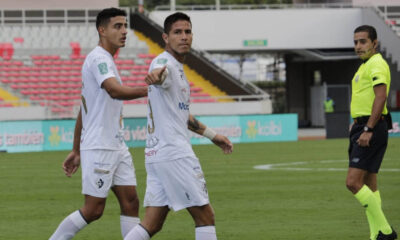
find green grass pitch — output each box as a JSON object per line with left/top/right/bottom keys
{"left": 0, "top": 138, "right": 399, "bottom": 240}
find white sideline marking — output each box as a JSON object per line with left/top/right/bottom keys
{"left": 254, "top": 159, "right": 400, "bottom": 172}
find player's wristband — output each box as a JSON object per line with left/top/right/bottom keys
{"left": 203, "top": 127, "right": 217, "bottom": 140}
{"left": 160, "top": 68, "right": 168, "bottom": 84}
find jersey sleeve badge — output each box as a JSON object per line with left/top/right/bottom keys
{"left": 98, "top": 62, "right": 108, "bottom": 75}
{"left": 156, "top": 58, "right": 168, "bottom": 64}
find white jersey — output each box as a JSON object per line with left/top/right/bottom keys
{"left": 80, "top": 46, "right": 127, "bottom": 151}
{"left": 145, "top": 51, "right": 196, "bottom": 162}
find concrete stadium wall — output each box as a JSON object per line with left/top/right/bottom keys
{"left": 0, "top": 106, "right": 47, "bottom": 121}
{"left": 123, "top": 101, "right": 272, "bottom": 118}
{"left": 0, "top": 0, "right": 118, "bottom": 9}
{"left": 150, "top": 9, "right": 362, "bottom": 51}
{"left": 0, "top": 101, "right": 272, "bottom": 121}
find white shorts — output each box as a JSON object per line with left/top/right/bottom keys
{"left": 143, "top": 157, "right": 209, "bottom": 211}
{"left": 80, "top": 149, "right": 136, "bottom": 198}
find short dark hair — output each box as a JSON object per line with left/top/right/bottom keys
{"left": 164, "top": 12, "right": 191, "bottom": 34}
{"left": 96, "top": 8, "right": 127, "bottom": 30}
{"left": 354, "top": 25, "right": 377, "bottom": 41}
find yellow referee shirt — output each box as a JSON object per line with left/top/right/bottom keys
{"left": 350, "top": 53, "right": 390, "bottom": 118}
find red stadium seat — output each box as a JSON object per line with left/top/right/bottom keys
{"left": 137, "top": 53, "right": 156, "bottom": 59}
{"left": 192, "top": 98, "right": 217, "bottom": 103}
{"left": 132, "top": 65, "right": 149, "bottom": 71}
{"left": 30, "top": 78, "right": 40, "bottom": 83}
{"left": 20, "top": 90, "right": 31, "bottom": 95}
{"left": 39, "top": 90, "right": 50, "bottom": 94}
{"left": 30, "top": 96, "right": 41, "bottom": 101}
{"left": 0, "top": 102, "right": 13, "bottom": 107}
{"left": 72, "top": 60, "right": 83, "bottom": 65}
{"left": 70, "top": 42, "right": 81, "bottom": 59}
{"left": 49, "top": 89, "right": 61, "bottom": 94}
{"left": 191, "top": 92, "right": 210, "bottom": 97}
{"left": 0, "top": 43, "right": 14, "bottom": 60}
{"left": 125, "top": 82, "right": 146, "bottom": 87}
{"left": 14, "top": 37, "right": 24, "bottom": 44}
{"left": 190, "top": 87, "right": 203, "bottom": 92}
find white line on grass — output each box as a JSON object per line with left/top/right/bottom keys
{"left": 254, "top": 159, "right": 400, "bottom": 172}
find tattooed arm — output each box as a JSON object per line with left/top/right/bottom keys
{"left": 188, "top": 114, "right": 233, "bottom": 154}
{"left": 188, "top": 114, "right": 207, "bottom": 135}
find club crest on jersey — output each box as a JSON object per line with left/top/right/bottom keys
{"left": 355, "top": 75, "right": 359, "bottom": 83}
{"left": 97, "top": 178, "right": 104, "bottom": 188}
{"left": 98, "top": 62, "right": 108, "bottom": 75}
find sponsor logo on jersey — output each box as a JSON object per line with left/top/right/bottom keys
{"left": 145, "top": 149, "right": 158, "bottom": 156}
{"left": 178, "top": 102, "right": 189, "bottom": 110}
{"left": 98, "top": 62, "right": 108, "bottom": 75}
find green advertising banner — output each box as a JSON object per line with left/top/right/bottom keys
{"left": 43, "top": 120, "right": 75, "bottom": 151}
{"left": 389, "top": 112, "right": 400, "bottom": 137}
{"left": 123, "top": 118, "right": 147, "bottom": 148}
{"left": 0, "top": 114, "right": 298, "bottom": 153}
{"left": 192, "top": 114, "right": 298, "bottom": 145}
{"left": 0, "top": 121, "right": 44, "bottom": 153}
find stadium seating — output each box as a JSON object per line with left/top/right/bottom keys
{"left": 0, "top": 96, "right": 13, "bottom": 107}
{"left": 0, "top": 24, "right": 215, "bottom": 116}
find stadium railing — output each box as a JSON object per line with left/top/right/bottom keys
{"left": 154, "top": 3, "right": 353, "bottom": 11}
{"left": 0, "top": 8, "right": 130, "bottom": 26}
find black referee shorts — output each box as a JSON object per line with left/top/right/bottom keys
{"left": 348, "top": 119, "right": 388, "bottom": 173}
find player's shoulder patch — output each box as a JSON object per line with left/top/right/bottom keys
{"left": 156, "top": 58, "right": 168, "bottom": 65}
{"left": 97, "top": 62, "right": 108, "bottom": 75}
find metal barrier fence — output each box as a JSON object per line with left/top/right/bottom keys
{"left": 154, "top": 3, "right": 353, "bottom": 11}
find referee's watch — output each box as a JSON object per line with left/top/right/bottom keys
{"left": 363, "top": 126, "right": 373, "bottom": 132}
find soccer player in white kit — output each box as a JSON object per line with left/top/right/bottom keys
{"left": 49, "top": 8, "right": 148, "bottom": 240}
{"left": 124, "top": 12, "right": 233, "bottom": 240}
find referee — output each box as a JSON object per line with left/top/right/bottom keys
{"left": 346, "top": 25, "right": 397, "bottom": 240}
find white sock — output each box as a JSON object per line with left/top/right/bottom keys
{"left": 49, "top": 210, "right": 88, "bottom": 240}
{"left": 120, "top": 215, "right": 140, "bottom": 238}
{"left": 124, "top": 224, "right": 150, "bottom": 240}
{"left": 195, "top": 226, "right": 217, "bottom": 240}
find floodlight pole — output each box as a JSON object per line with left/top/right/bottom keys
{"left": 170, "top": 0, "right": 176, "bottom": 11}
{"left": 216, "top": 0, "right": 220, "bottom": 10}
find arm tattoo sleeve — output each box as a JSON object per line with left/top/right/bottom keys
{"left": 188, "top": 117, "right": 201, "bottom": 132}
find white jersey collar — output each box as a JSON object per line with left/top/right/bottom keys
{"left": 164, "top": 51, "right": 183, "bottom": 67}
{"left": 96, "top": 45, "right": 113, "bottom": 59}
